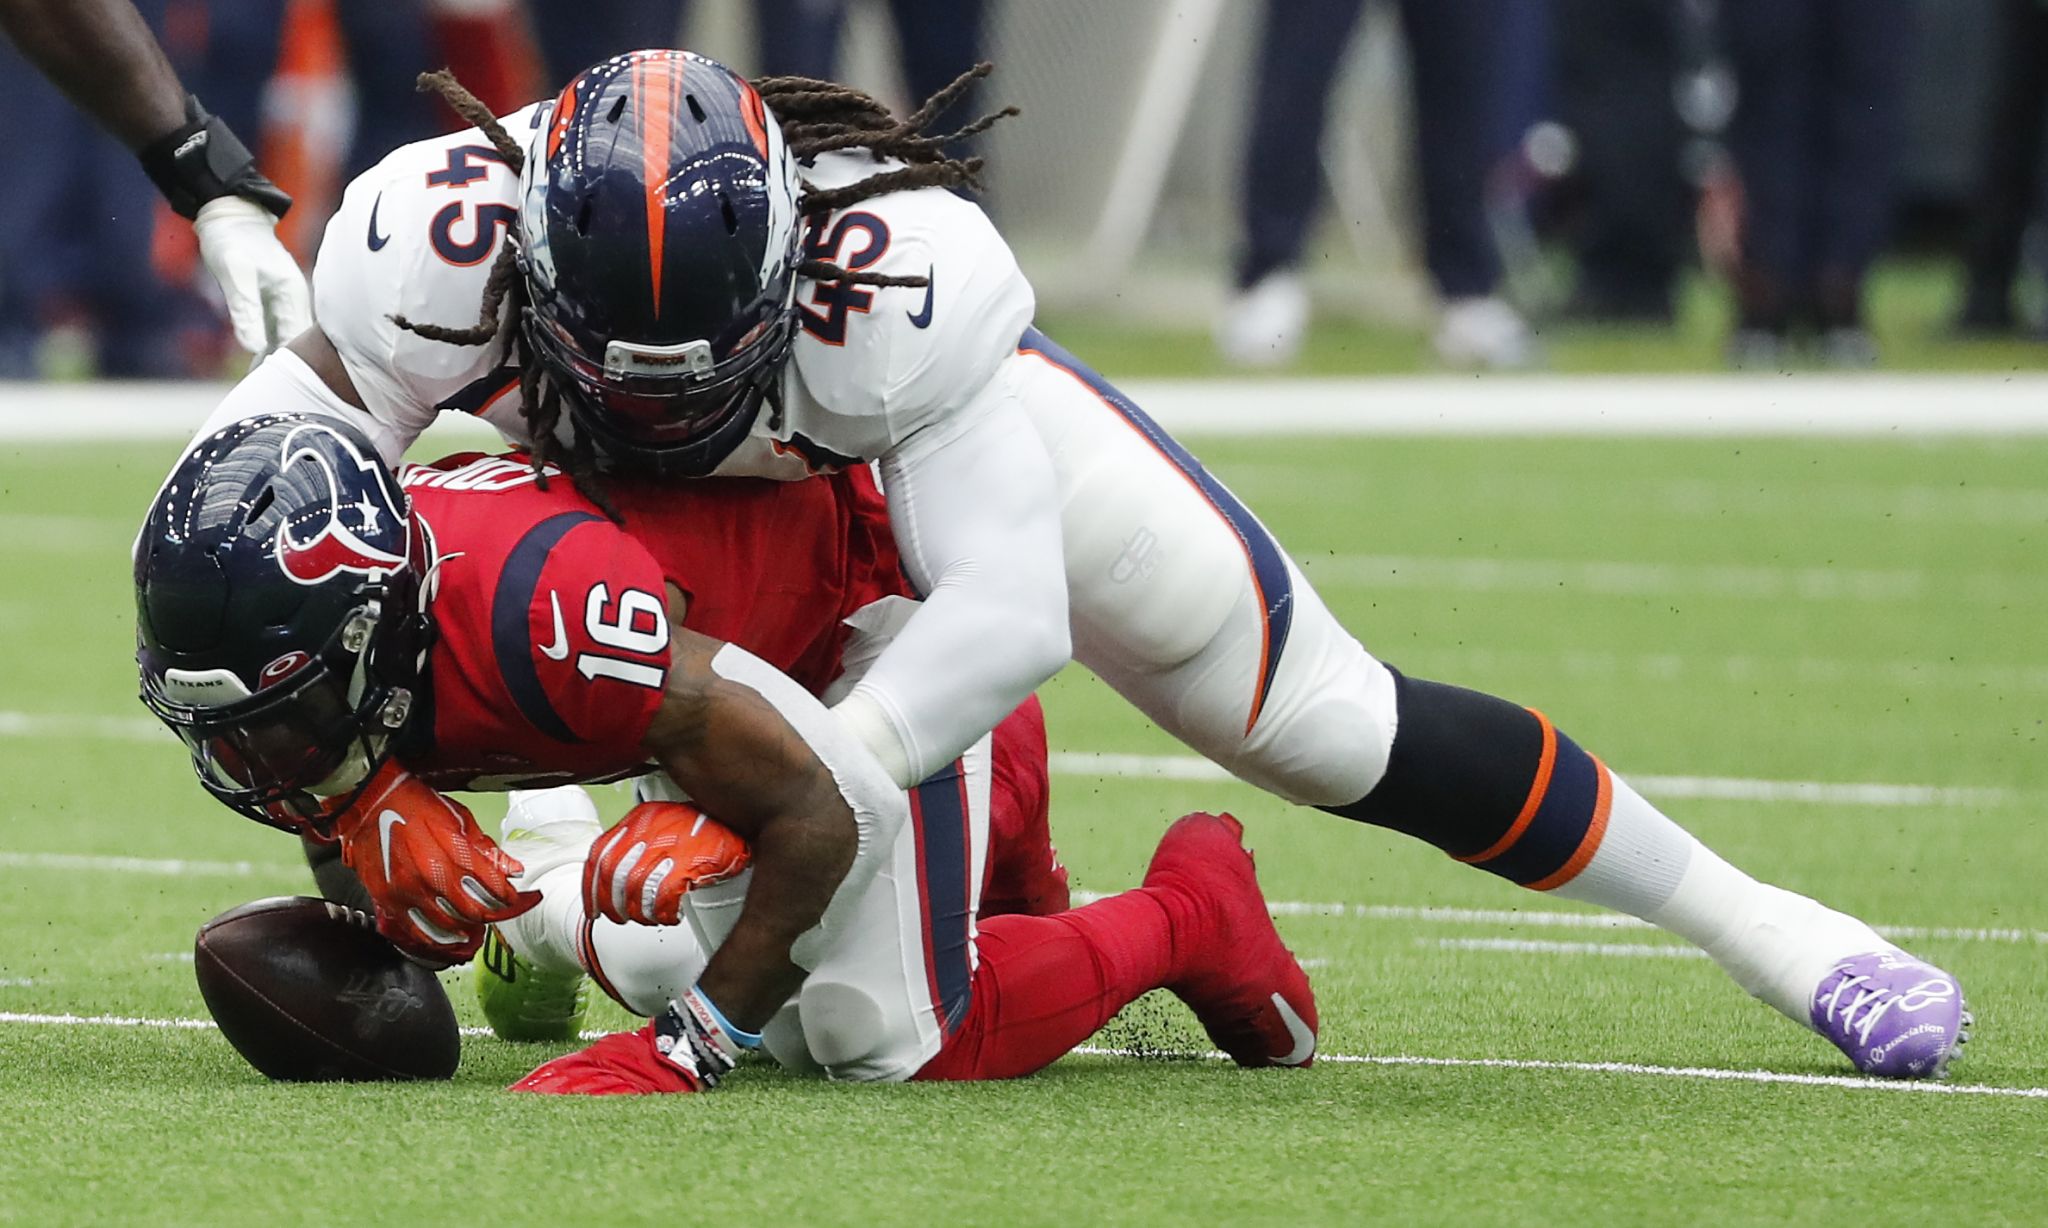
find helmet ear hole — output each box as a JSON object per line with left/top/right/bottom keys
{"left": 247, "top": 485, "right": 277, "bottom": 521}
{"left": 719, "top": 196, "right": 739, "bottom": 235}
{"left": 686, "top": 93, "right": 707, "bottom": 123}
{"left": 574, "top": 199, "right": 594, "bottom": 237}
{"left": 607, "top": 95, "right": 627, "bottom": 124}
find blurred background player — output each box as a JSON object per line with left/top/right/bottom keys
{"left": 1955, "top": 0, "right": 2048, "bottom": 336}
{"left": 0, "top": 0, "right": 309, "bottom": 366}
{"left": 1216, "top": 0, "right": 1534, "bottom": 370}
{"left": 526, "top": 0, "right": 987, "bottom": 134}
{"left": 1550, "top": 0, "right": 1689, "bottom": 324}
{"left": 1721, "top": 0, "right": 1914, "bottom": 368}
{"left": 183, "top": 0, "right": 441, "bottom": 186}
{"left": 5, "top": 2, "right": 2045, "bottom": 377}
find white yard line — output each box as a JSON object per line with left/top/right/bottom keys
{"left": 0, "top": 514, "right": 135, "bottom": 551}
{"left": 0, "top": 712, "right": 161, "bottom": 741}
{"left": 1047, "top": 750, "right": 2009, "bottom": 807}
{"left": 1429, "top": 937, "right": 1707, "bottom": 959}
{"left": 0, "top": 851, "right": 2031, "bottom": 945}
{"left": 0, "top": 851, "right": 294, "bottom": 877}
{"left": 2, "top": 714, "right": 2006, "bottom": 808}
{"left": 1074, "top": 1046, "right": 2048, "bottom": 1100}
{"left": 0, "top": 1011, "right": 216, "bottom": 1030}
{"left": 11, "top": 374, "right": 2048, "bottom": 439}
{"left": 0, "top": 1009, "right": 2036, "bottom": 1098}
{"left": 1070, "top": 893, "right": 2048, "bottom": 946}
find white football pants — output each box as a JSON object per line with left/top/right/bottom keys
{"left": 1012, "top": 330, "right": 1399, "bottom": 807}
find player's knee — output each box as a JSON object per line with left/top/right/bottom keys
{"left": 1014, "top": 613, "right": 1071, "bottom": 686}
{"left": 795, "top": 980, "right": 896, "bottom": 1076}
{"left": 761, "top": 1002, "right": 824, "bottom": 1076}
{"left": 1228, "top": 642, "right": 1399, "bottom": 807}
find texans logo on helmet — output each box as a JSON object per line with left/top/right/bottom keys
{"left": 274, "top": 423, "right": 410, "bottom": 586}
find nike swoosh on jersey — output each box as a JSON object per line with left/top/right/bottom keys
{"left": 367, "top": 193, "right": 390, "bottom": 251}
{"left": 538, "top": 591, "right": 570, "bottom": 660}
{"left": 906, "top": 267, "right": 936, "bottom": 328}
{"left": 378, "top": 809, "right": 406, "bottom": 882}
{"left": 1271, "top": 992, "right": 1316, "bottom": 1065}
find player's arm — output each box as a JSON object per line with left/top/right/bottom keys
{"left": 835, "top": 385, "right": 1071, "bottom": 788}
{"left": 0, "top": 0, "right": 182, "bottom": 147}
{"left": 160, "top": 327, "right": 402, "bottom": 482}
{"left": 289, "top": 326, "right": 368, "bottom": 410}
{"left": 0, "top": 0, "right": 309, "bottom": 353}
{"left": 639, "top": 612, "right": 907, "bottom": 1032}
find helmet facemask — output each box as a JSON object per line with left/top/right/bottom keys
{"left": 522, "top": 305, "right": 795, "bottom": 477}
{"left": 136, "top": 416, "right": 438, "bottom": 835}
{"left": 516, "top": 51, "right": 806, "bottom": 479}
{"left": 142, "top": 577, "right": 430, "bottom": 834}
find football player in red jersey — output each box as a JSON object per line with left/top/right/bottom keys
{"left": 137, "top": 412, "right": 1320, "bottom": 1090}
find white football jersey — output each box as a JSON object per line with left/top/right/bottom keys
{"left": 311, "top": 107, "right": 1035, "bottom": 478}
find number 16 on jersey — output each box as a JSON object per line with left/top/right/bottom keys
{"left": 575, "top": 584, "right": 668, "bottom": 689}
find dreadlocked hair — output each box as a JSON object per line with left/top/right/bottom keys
{"left": 387, "top": 61, "right": 1020, "bottom": 513}
{"left": 390, "top": 69, "right": 622, "bottom": 521}
{"left": 759, "top": 62, "right": 1020, "bottom": 287}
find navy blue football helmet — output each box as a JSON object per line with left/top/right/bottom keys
{"left": 135, "top": 414, "right": 432, "bottom": 831}
{"left": 519, "top": 50, "right": 804, "bottom": 477}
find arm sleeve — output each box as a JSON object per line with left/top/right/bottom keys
{"left": 183, "top": 348, "right": 411, "bottom": 463}
{"left": 840, "top": 371, "right": 1071, "bottom": 787}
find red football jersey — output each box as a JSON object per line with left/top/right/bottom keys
{"left": 398, "top": 453, "right": 906, "bottom": 790}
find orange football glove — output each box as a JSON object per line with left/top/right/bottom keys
{"left": 584, "top": 802, "right": 753, "bottom": 927}
{"left": 332, "top": 760, "right": 541, "bottom": 963}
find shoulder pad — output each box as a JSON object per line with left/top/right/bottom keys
{"left": 789, "top": 164, "right": 1034, "bottom": 449}
{"left": 311, "top": 105, "right": 547, "bottom": 451}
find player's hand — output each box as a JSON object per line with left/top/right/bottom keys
{"left": 193, "top": 196, "right": 312, "bottom": 357}
{"left": 584, "top": 802, "right": 752, "bottom": 927}
{"left": 653, "top": 985, "right": 754, "bottom": 1089}
{"left": 331, "top": 760, "right": 541, "bottom": 963}
{"left": 507, "top": 986, "right": 752, "bottom": 1095}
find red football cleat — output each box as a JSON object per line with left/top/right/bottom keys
{"left": 1143, "top": 812, "right": 1318, "bottom": 1068}
{"left": 508, "top": 1024, "right": 700, "bottom": 1095}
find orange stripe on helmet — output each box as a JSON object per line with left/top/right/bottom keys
{"left": 546, "top": 78, "right": 579, "bottom": 162}
{"left": 739, "top": 79, "right": 772, "bottom": 160}
{"left": 637, "top": 56, "right": 679, "bottom": 318}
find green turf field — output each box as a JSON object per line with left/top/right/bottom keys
{"left": 2, "top": 425, "right": 2045, "bottom": 1226}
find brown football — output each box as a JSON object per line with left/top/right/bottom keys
{"left": 193, "top": 896, "right": 460, "bottom": 1082}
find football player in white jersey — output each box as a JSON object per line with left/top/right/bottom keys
{"left": 202, "top": 52, "right": 1968, "bottom": 1080}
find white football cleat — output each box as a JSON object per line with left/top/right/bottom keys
{"left": 499, "top": 785, "right": 605, "bottom": 880}
{"left": 1216, "top": 272, "right": 1310, "bottom": 369}
{"left": 476, "top": 786, "right": 606, "bottom": 1042}
{"left": 1433, "top": 296, "right": 1536, "bottom": 370}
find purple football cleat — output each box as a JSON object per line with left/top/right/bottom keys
{"left": 1810, "top": 950, "right": 1971, "bottom": 1079}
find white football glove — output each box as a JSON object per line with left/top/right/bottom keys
{"left": 193, "top": 196, "right": 313, "bottom": 358}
